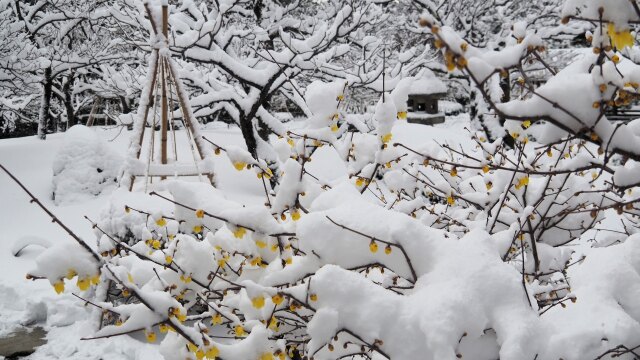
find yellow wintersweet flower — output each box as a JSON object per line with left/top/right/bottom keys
{"left": 90, "top": 273, "right": 100, "bottom": 285}
{"left": 608, "top": 23, "right": 635, "bottom": 50}
{"left": 268, "top": 316, "right": 279, "bottom": 331}
{"left": 53, "top": 280, "right": 65, "bottom": 294}
{"left": 381, "top": 133, "right": 393, "bottom": 144}
{"left": 145, "top": 330, "right": 156, "bottom": 343}
{"left": 235, "top": 325, "right": 245, "bottom": 336}
{"left": 252, "top": 296, "right": 266, "bottom": 309}
{"left": 397, "top": 111, "right": 407, "bottom": 120}
{"left": 66, "top": 269, "right": 77, "bottom": 280}
{"left": 233, "top": 162, "right": 247, "bottom": 171}
{"left": 206, "top": 347, "right": 220, "bottom": 359}
{"left": 212, "top": 313, "right": 223, "bottom": 325}
{"left": 447, "top": 195, "right": 455, "bottom": 206}
{"left": 272, "top": 294, "right": 284, "bottom": 305}
{"left": 260, "top": 353, "right": 275, "bottom": 360}
{"left": 233, "top": 227, "right": 247, "bottom": 239}
{"left": 77, "top": 277, "right": 90, "bottom": 291}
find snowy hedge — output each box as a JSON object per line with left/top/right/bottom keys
{"left": 52, "top": 125, "right": 122, "bottom": 205}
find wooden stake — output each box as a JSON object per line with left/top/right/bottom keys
{"left": 128, "top": 52, "right": 159, "bottom": 191}
{"left": 166, "top": 63, "right": 215, "bottom": 185}
{"left": 160, "top": 3, "right": 169, "bottom": 178}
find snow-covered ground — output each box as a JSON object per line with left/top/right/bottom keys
{"left": 0, "top": 118, "right": 468, "bottom": 359}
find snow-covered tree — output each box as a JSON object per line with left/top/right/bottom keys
{"left": 0, "top": 0, "right": 134, "bottom": 138}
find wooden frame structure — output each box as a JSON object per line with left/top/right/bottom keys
{"left": 121, "top": 2, "right": 214, "bottom": 191}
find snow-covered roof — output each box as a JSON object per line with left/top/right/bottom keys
{"left": 408, "top": 69, "right": 447, "bottom": 96}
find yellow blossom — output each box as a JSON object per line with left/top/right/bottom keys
{"left": 252, "top": 296, "right": 266, "bottom": 309}
{"left": 233, "top": 227, "right": 247, "bottom": 239}
{"left": 260, "top": 353, "right": 275, "bottom": 360}
{"left": 77, "top": 277, "right": 90, "bottom": 291}
{"left": 90, "top": 274, "right": 100, "bottom": 285}
{"left": 272, "top": 294, "right": 284, "bottom": 305}
{"left": 66, "top": 269, "right": 77, "bottom": 280}
{"left": 235, "top": 325, "right": 245, "bottom": 337}
{"left": 447, "top": 195, "right": 455, "bottom": 206}
{"left": 206, "top": 347, "right": 220, "bottom": 359}
{"left": 145, "top": 330, "right": 156, "bottom": 343}
{"left": 53, "top": 280, "right": 64, "bottom": 294}
{"left": 608, "top": 23, "right": 635, "bottom": 50}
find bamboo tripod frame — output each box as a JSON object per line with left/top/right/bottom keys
{"left": 126, "top": 3, "right": 214, "bottom": 191}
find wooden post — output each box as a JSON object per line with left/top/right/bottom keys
{"left": 160, "top": 3, "right": 169, "bottom": 178}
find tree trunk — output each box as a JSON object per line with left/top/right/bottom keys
{"left": 37, "top": 66, "right": 53, "bottom": 140}
{"left": 499, "top": 72, "right": 515, "bottom": 148}
{"left": 63, "top": 71, "right": 75, "bottom": 126}
{"left": 119, "top": 96, "right": 130, "bottom": 114}
{"left": 239, "top": 115, "right": 258, "bottom": 158}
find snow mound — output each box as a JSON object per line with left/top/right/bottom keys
{"left": 52, "top": 125, "right": 122, "bottom": 205}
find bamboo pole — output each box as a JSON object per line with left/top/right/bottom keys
{"left": 160, "top": 3, "right": 169, "bottom": 179}
{"left": 166, "top": 63, "right": 215, "bottom": 185}
{"left": 128, "top": 53, "right": 159, "bottom": 191}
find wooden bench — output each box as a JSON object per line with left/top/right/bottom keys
{"left": 605, "top": 109, "right": 640, "bottom": 122}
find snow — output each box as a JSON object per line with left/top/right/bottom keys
{"left": 407, "top": 69, "right": 447, "bottom": 95}
{"left": 1, "top": 110, "right": 639, "bottom": 360}
{"left": 52, "top": 125, "right": 122, "bottom": 205}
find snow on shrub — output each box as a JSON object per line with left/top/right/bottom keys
{"left": 52, "top": 125, "right": 122, "bottom": 204}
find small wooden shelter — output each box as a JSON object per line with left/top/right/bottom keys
{"left": 406, "top": 70, "right": 447, "bottom": 125}
{"left": 119, "top": 2, "right": 215, "bottom": 191}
